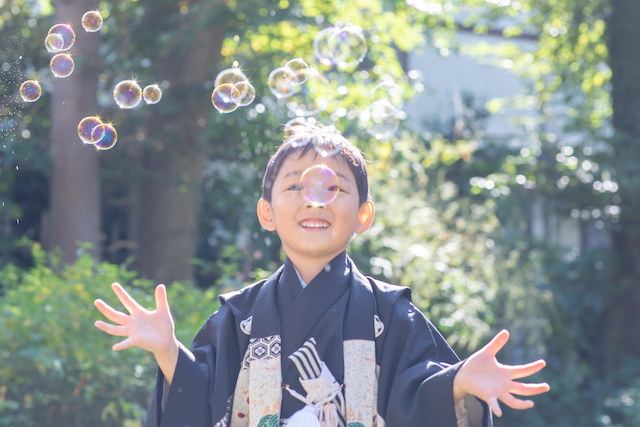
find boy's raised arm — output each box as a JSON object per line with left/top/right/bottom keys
{"left": 453, "top": 329, "right": 550, "bottom": 417}
{"left": 94, "top": 283, "right": 180, "bottom": 384}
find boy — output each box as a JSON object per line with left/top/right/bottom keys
{"left": 95, "top": 123, "right": 549, "bottom": 427}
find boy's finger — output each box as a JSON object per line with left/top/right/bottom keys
{"left": 508, "top": 359, "right": 547, "bottom": 380}
{"left": 499, "top": 392, "right": 534, "bottom": 410}
{"left": 509, "top": 381, "right": 551, "bottom": 396}
{"left": 487, "top": 396, "right": 502, "bottom": 417}
{"left": 155, "top": 284, "right": 170, "bottom": 312}
{"left": 111, "top": 282, "right": 141, "bottom": 314}
{"left": 94, "top": 320, "right": 129, "bottom": 337}
{"left": 484, "top": 329, "right": 510, "bottom": 357}
{"left": 112, "top": 337, "right": 135, "bottom": 351}
{"left": 94, "top": 299, "right": 128, "bottom": 324}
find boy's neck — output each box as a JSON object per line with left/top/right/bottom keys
{"left": 287, "top": 253, "right": 341, "bottom": 284}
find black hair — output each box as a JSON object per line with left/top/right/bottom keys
{"left": 261, "top": 122, "right": 369, "bottom": 205}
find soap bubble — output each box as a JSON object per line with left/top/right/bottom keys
{"left": 371, "top": 81, "right": 404, "bottom": 115}
{"left": 313, "top": 27, "right": 342, "bottom": 66}
{"left": 328, "top": 26, "right": 367, "bottom": 70}
{"left": 267, "top": 67, "right": 299, "bottom": 99}
{"left": 50, "top": 53, "right": 74, "bottom": 78}
{"left": 47, "top": 24, "right": 75, "bottom": 51}
{"left": 92, "top": 123, "right": 118, "bottom": 150}
{"left": 214, "top": 68, "right": 248, "bottom": 88}
{"left": 77, "top": 116, "right": 103, "bottom": 143}
{"left": 300, "top": 164, "right": 340, "bottom": 206}
{"left": 231, "top": 81, "right": 255, "bottom": 107}
{"left": 82, "top": 11, "right": 103, "bottom": 32}
{"left": 44, "top": 33, "right": 64, "bottom": 53}
{"left": 284, "top": 58, "right": 310, "bottom": 85}
{"left": 143, "top": 84, "right": 162, "bottom": 104}
{"left": 359, "top": 99, "right": 400, "bottom": 140}
{"left": 313, "top": 26, "right": 367, "bottom": 69}
{"left": 285, "top": 68, "right": 331, "bottom": 117}
{"left": 19, "top": 80, "right": 42, "bottom": 102}
{"left": 113, "top": 80, "right": 142, "bottom": 109}
{"left": 212, "top": 83, "right": 239, "bottom": 113}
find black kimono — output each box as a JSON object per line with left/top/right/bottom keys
{"left": 145, "top": 252, "right": 491, "bottom": 427}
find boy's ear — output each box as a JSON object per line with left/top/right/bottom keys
{"left": 257, "top": 198, "right": 277, "bottom": 231}
{"left": 355, "top": 200, "right": 375, "bottom": 234}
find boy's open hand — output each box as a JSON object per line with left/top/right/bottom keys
{"left": 94, "top": 283, "right": 177, "bottom": 356}
{"left": 453, "top": 329, "right": 550, "bottom": 417}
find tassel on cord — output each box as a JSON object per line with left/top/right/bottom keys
{"left": 283, "top": 363, "right": 341, "bottom": 427}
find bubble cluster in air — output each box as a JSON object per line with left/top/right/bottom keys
{"left": 211, "top": 67, "right": 255, "bottom": 113}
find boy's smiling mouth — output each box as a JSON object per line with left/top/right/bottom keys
{"left": 300, "top": 220, "right": 330, "bottom": 229}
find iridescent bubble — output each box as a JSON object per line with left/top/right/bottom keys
{"left": 113, "top": 80, "right": 142, "bottom": 109}
{"left": 231, "top": 81, "right": 255, "bottom": 107}
{"left": 300, "top": 164, "right": 340, "bottom": 206}
{"left": 359, "top": 99, "right": 400, "bottom": 140}
{"left": 267, "top": 67, "right": 299, "bottom": 99}
{"left": 371, "top": 81, "right": 404, "bottom": 115}
{"left": 47, "top": 24, "right": 75, "bottom": 51}
{"left": 284, "top": 58, "right": 310, "bottom": 85}
{"left": 215, "top": 68, "right": 251, "bottom": 102}
{"left": 312, "top": 27, "right": 342, "bottom": 66}
{"left": 92, "top": 123, "right": 118, "bottom": 150}
{"left": 77, "top": 116, "right": 103, "bottom": 143}
{"left": 82, "top": 11, "right": 103, "bottom": 32}
{"left": 50, "top": 53, "right": 74, "bottom": 78}
{"left": 212, "top": 83, "right": 239, "bottom": 113}
{"left": 19, "top": 80, "right": 42, "bottom": 102}
{"left": 143, "top": 84, "right": 162, "bottom": 104}
{"left": 44, "top": 33, "right": 64, "bottom": 53}
{"left": 285, "top": 68, "right": 331, "bottom": 117}
{"left": 214, "top": 68, "right": 248, "bottom": 88}
{"left": 328, "top": 26, "right": 367, "bottom": 70}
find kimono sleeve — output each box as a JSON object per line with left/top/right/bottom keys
{"left": 375, "top": 296, "right": 491, "bottom": 427}
{"left": 145, "top": 303, "right": 241, "bottom": 427}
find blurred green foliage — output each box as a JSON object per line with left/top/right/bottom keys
{"left": 2, "top": 0, "right": 640, "bottom": 426}
{"left": 0, "top": 242, "right": 218, "bottom": 426}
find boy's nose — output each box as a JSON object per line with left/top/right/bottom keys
{"left": 305, "top": 202, "right": 326, "bottom": 209}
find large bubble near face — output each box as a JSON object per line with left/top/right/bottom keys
{"left": 300, "top": 164, "right": 340, "bottom": 206}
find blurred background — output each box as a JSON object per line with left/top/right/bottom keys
{"left": 1, "top": 0, "right": 639, "bottom": 425}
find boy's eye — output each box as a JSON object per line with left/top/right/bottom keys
{"left": 288, "top": 184, "right": 301, "bottom": 191}
{"left": 328, "top": 185, "right": 341, "bottom": 192}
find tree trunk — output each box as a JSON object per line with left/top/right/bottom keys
{"left": 130, "top": 2, "right": 226, "bottom": 285}
{"left": 602, "top": 0, "right": 640, "bottom": 370}
{"left": 47, "top": 0, "right": 101, "bottom": 262}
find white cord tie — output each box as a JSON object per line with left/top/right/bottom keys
{"left": 283, "top": 362, "right": 341, "bottom": 427}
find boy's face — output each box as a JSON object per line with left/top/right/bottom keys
{"left": 257, "top": 150, "right": 374, "bottom": 265}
